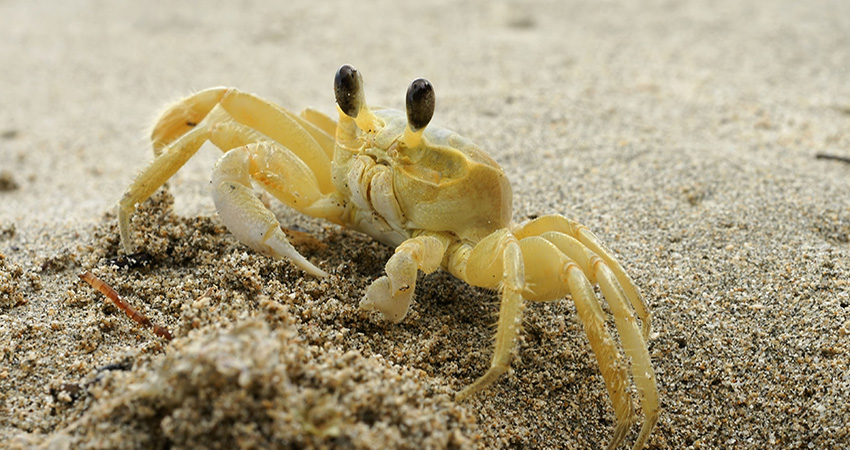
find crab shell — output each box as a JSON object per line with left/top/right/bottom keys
{"left": 333, "top": 108, "right": 512, "bottom": 245}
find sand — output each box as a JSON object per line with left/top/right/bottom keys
{"left": 1, "top": 0, "right": 849, "bottom": 448}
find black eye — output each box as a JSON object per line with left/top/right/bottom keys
{"left": 335, "top": 64, "right": 362, "bottom": 118}
{"left": 406, "top": 78, "right": 435, "bottom": 131}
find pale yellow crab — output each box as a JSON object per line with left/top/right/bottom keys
{"left": 117, "top": 65, "right": 659, "bottom": 449}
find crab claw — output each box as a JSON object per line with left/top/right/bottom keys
{"left": 361, "top": 275, "right": 414, "bottom": 323}
{"left": 360, "top": 247, "right": 420, "bottom": 323}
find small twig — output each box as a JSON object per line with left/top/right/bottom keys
{"left": 815, "top": 153, "right": 850, "bottom": 164}
{"left": 78, "top": 271, "right": 172, "bottom": 340}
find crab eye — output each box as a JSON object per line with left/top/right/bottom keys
{"left": 335, "top": 64, "right": 362, "bottom": 118}
{"left": 406, "top": 78, "right": 435, "bottom": 132}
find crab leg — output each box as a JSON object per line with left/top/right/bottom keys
{"left": 151, "top": 88, "right": 335, "bottom": 185}
{"left": 564, "top": 262, "right": 637, "bottom": 450}
{"left": 299, "top": 108, "right": 339, "bottom": 137}
{"left": 361, "top": 234, "right": 448, "bottom": 323}
{"left": 210, "top": 90, "right": 336, "bottom": 188}
{"left": 593, "top": 262, "right": 660, "bottom": 450}
{"left": 530, "top": 231, "right": 659, "bottom": 449}
{"left": 514, "top": 215, "right": 652, "bottom": 339}
{"left": 520, "top": 235, "right": 640, "bottom": 447}
{"left": 118, "top": 106, "right": 223, "bottom": 253}
{"left": 119, "top": 88, "right": 337, "bottom": 254}
{"left": 150, "top": 88, "right": 228, "bottom": 154}
{"left": 454, "top": 230, "right": 526, "bottom": 401}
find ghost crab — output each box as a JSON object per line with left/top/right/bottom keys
{"left": 117, "top": 65, "right": 659, "bottom": 449}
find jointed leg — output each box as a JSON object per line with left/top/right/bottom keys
{"left": 299, "top": 108, "right": 339, "bottom": 139}
{"left": 119, "top": 103, "right": 230, "bottom": 253}
{"left": 593, "top": 261, "right": 659, "bottom": 450}
{"left": 520, "top": 235, "right": 657, "bottom": 449}
{"left": 119, "top": 88, "right": 338, "bottom": 254}
{"left": 517, "top": 237, "right": 636, "bottom": 446}
{"left": 564, "top": 262, "right": 636, "bottom": 450}
{"left": 361, "top": 233, "right": 448, "bottom": 323}
{"left": 533, "top": 231, "right": 659, "bottom": 448}
{"left": 453, "top": 230, "right": 526, "bottom": 401}
{"left": 151, "top": 87, "right": 230, "bottom": 155}
{"left": 152, "top": 88, "right": 335, "bottom": 186}
{"left": 515, "top": 215, "right": 652, "bottom": 339}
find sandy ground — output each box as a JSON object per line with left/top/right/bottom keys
{"left": 2, "top": 0, "right": 849, "bottom": 448}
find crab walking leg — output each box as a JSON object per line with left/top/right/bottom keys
{"left": 151, "top": 87, "right": 229, "bottom": 154}
{"left": 514, "top": 236, "right": 637, "bottom": 447}
{"left": 208, "top": 89, "right": 335, "bottom": 191}
{"left": 120, "top": 87, "right": 340, "bottom": 254}
{"left": 211, "top": 143, "right": 330, "bottom": 277}
{"left": 532, "top": 231, "right": 660, "bottom": 447}
{"left": 455, "top": 231, "right": 526, "bottom": 401}
{"left": 594, "top": 261, "right": 660, "bottom": 450}
{"left": 361, "top": 234, "right": 448, "bottom": 323}
{"left": 515, "top": 215, "right": 652, "bottom": 340}
{"left": 118, "top": 106, "right": 229, "bottom": 253}
{"left": 563, "top": 263, "right": 635, "bottom": 449}
{"left": 300, "top": 108, "right": 339, "bottom": 138}
{"left": 118, "top": 102, "right": 272, "bottom": 253}
{"left": 152, "top": 88, "right": 335, "bottom": 189}
{"left": 579, "top": 227, "right": 652, "bottom": 340}
{"left": 565, "top": 263, "right": 638, "bottom": 450}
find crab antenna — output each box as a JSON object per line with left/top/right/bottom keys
{"left": 401, "top": 78, "right": 435, "bottom": 148}
{"left": 334, "top": 64, "right": 378, "bottom": 132}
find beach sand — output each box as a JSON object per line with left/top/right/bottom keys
{"left": 1, "top": 0, "right": 849, "bottom": 448}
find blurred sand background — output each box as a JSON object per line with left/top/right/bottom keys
{"left": 1, "top": 0, "right": 849, "bottom": 448}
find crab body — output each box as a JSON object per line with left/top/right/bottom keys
{"left": 116, "top": 65, "right": 658, "bottom": 449}
{"left": 334, "top": 107, "right": 512, "bottom": 247}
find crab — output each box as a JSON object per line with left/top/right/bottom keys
{"left": 117, "top": 65, "right": 659, "bottom": 449}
